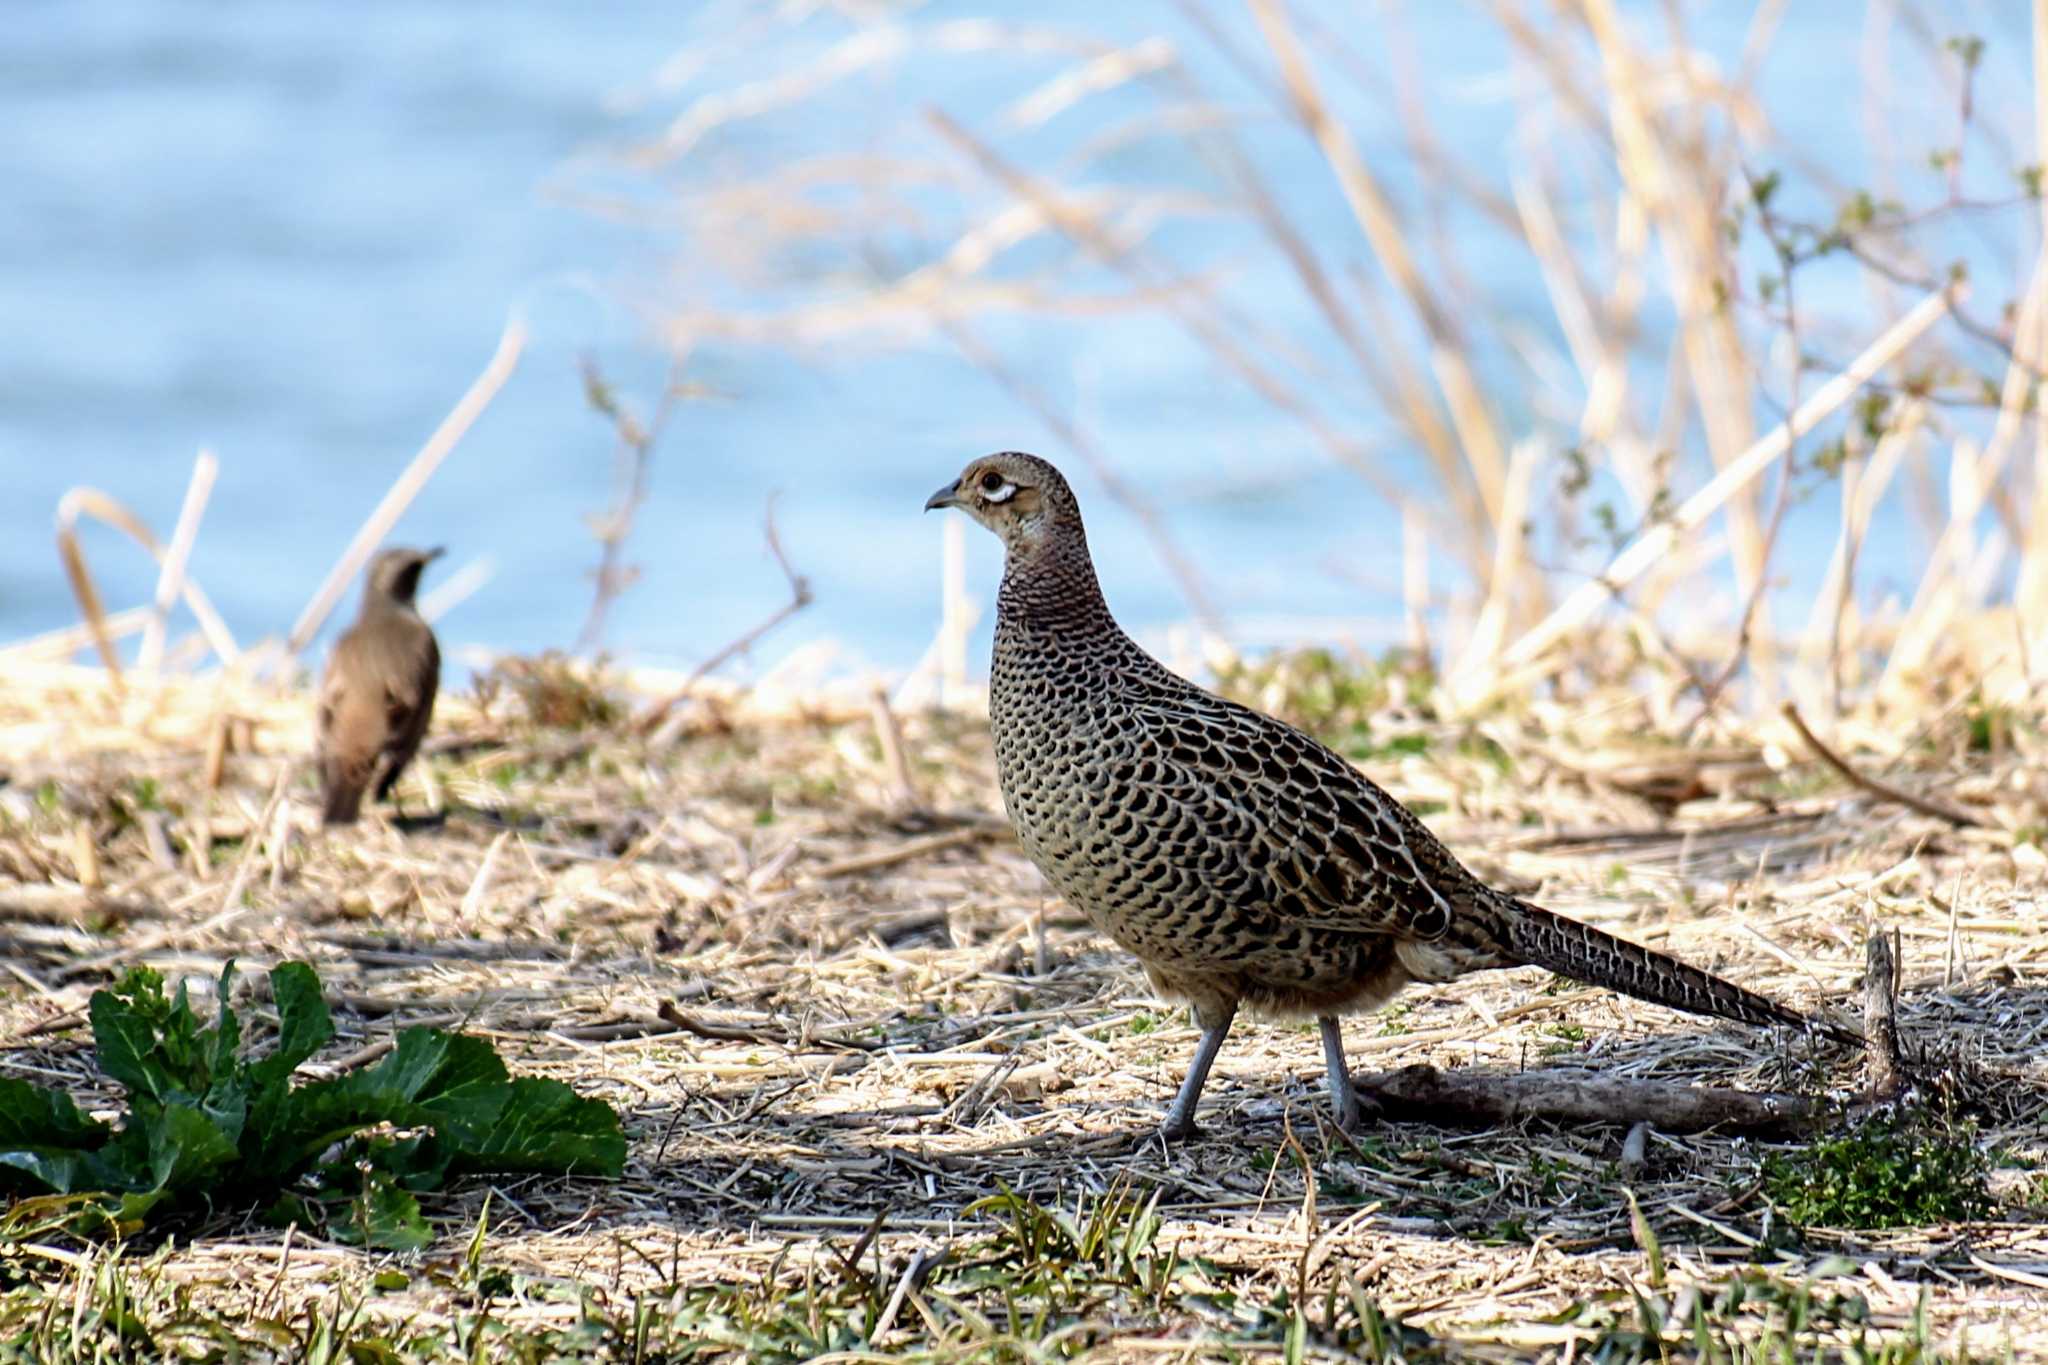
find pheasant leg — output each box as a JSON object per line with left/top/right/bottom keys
{"left": 1159, "top": 1002, "right": 1236, "bottom": 1141}
{"left": 1318, "top": 1014, "right": 1362, "bottom": 1131}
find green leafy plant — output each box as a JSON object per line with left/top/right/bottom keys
{"left": 0, "top": 962, "right": 624, "bottom": 1247}
{"left": 1762, "top": 1111, "right": 1993, "bottom": 1229}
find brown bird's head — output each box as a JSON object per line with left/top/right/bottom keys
{"left": 923, "top": 452, "right": 1081, "bottom": 555}
{"left": 363, "top": 545, "right": 444, "bottom": 611}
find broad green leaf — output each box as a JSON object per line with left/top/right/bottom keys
{"left": 367, "top": 1131, "right": 454, "bottom": 1191}
{"left": 441, "top": 1077, "right": 625, "bottom": 1178}
{"left": 240, "top": 1080, "right": 420, "bottom": 1187}
{"left": 137, "top": 1101, "right": 239, "bottom": 1198}
{"left": 90, "top": 969, "right": 176, "bottom": 1101}
{"left": 114, "top": 1187, "right": 173, "bottom": 1222}
{"left": 0, "top": 1077, "right": 110, "bottom": 1194}
{"left": 157, "top": 975, "right": 212, "bottom": 1092}
{"left": 204, "top": 961, "right": 243, "bottom": 1086}
{"left": 252, "top": 961, "right": 334, "bottom": 1087}
{"left": 198, "top": 1081, "right": 249, "bottom": 1150}
{"left": 364, "top": 1028, "right": 510, "bottom": 1106}
{"left": 340, "top": 1340, "right": 407, "bottom": 1365}
{"left": 10, "top": 963, "right": 626, "bottom": 1242}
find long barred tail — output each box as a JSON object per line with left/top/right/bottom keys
{"left": 1492, "top": 895, "right": 1858, "bottom": 1044}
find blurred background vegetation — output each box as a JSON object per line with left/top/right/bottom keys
{"left": 11, "top": 2, "right": 2048, "bottom": 726}
{"left": 568, "top": 0, "right": 2046, "bottom": 726}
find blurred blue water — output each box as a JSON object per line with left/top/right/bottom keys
{"left": 0, "top": 3, "right": 2030, "bottom": 679}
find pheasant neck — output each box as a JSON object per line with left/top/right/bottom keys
{"left": 995, "top": 529, "right": 1117, "bottom": 642}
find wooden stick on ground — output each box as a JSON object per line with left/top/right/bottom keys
{"left": 1862, "top": 928, "right": 1912, "bottom": 1103}
{"left": 1780, "top": 703, "right": 1983, "bottom": 827}
{"left": 1350, "top": 1063, "right": 1821, "bottom": 1135}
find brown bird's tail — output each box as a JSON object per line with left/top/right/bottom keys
{"left": 321, "top": 770, "right": 366, "bottom": 825}
{"left": 1488, "top": 894, "right": 1857, "bottom": 1044}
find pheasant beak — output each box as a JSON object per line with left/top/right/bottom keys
{"left": 923, "top": 480, "right": 962, "bottom": 512}
{"left": 423, "top": 546, "right": 447, "bottom": 561}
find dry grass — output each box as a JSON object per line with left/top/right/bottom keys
{"left": 1, "top": 652, "right": 2043, "bottom": 1361}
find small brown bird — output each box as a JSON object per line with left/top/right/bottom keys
{"left": 318, "top": 546, "right": 443, "bottom": 826}
{"left": 928, "top": 453, "right": 1847, "bottom": 1139}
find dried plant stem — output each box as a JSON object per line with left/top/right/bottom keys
{"left": 1450, "top": 441, "right": 1542, "bottom": 703}
{"left": 1793, "top": 402, "right": 1923, "bottom": 710}
{"left": 1402, "top": 501, "right": 1429, "bottom": 663}
{"left": 1172, "top": 0, "right": 1487, "bottom": 549}
{"left": 2006, "top": 2, "right": 2048, "bottom": 656}
{"left": 0, "top": 607, "right": 152, "bottom": 665}
{"left": 1580, "top": 0, "right": 1765, "bottom": 606}
{"left": 1247, "top": 0, "right": 1507, "bottom": 526}
{"left": 55, "top": 486, "right": 241, "bottom": 693}
{"left": 577, "top": 355, "right": 691, "bottom": 652}
{"left": 1503, "top": 287, "right": 1954, "bottom": 673}
{"left": 925, "top": 107, "right": 1405, "bottom": 512}
{"left": 139, "top": 451, "right": 218, "bottom": 678}
{"left": 869, "top": 685, "right": 922, "bottom": 814}
{"left": 288, "top": 317, "right": 527, "bottom": 655}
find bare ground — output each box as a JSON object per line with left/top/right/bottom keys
{"left": 1, "top": 658, "right": 2045, "bottom": 1360}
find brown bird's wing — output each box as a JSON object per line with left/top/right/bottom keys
{"left": 374, "top": 626, "right": 439, "bottom": 800}
{"left": 1121, "top": 687, "right": 1467, "bottom": 941}
{"left": 317, "top": 630, "right": 390, "bottom": 824}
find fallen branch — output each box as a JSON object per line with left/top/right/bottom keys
{"left": 1350, "top": 1063, "right": 1821, "bottom": 1135}
{"left": 1780, "top": 703, "right": 1983, "bottom": 827}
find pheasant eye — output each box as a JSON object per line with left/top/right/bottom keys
{"left": 979, "top": 471, "right": 1018, "bottom": 503}
{"left": 979, "top": 471, "right": 1004, "bottom": 492}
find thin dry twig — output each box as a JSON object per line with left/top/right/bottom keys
{"left": 576, "top": 355, "right": 694, "bottom": 652}
{"left": 1780, "top": 703, "right": 1984, "bottom": 827}
{"left": 1247, "top": 0, "right": 1509, "bottom": 524}
{"left": 641, "top": 498, "right": 814, "bottom": 742}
